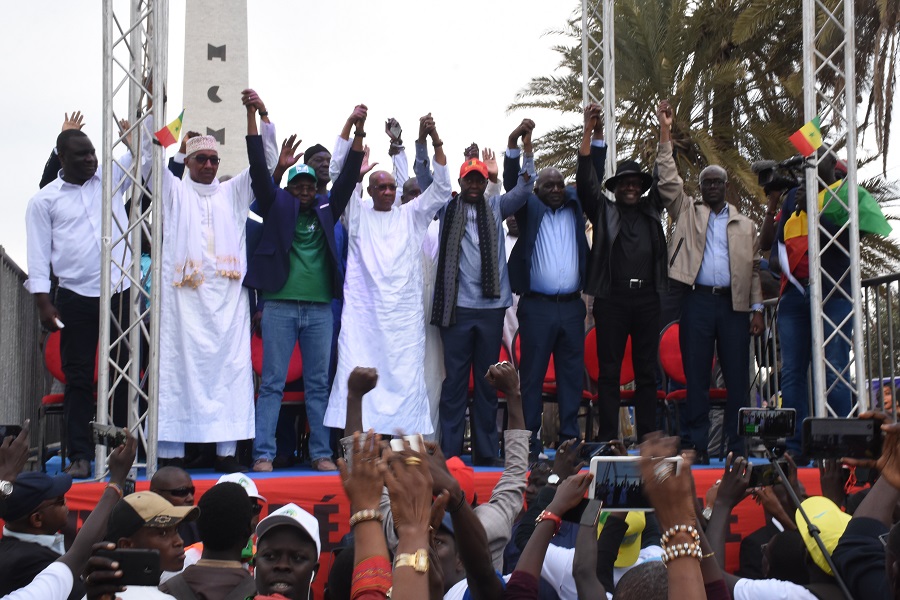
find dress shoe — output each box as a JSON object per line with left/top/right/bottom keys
{"left": 214, "top": 455, "right": 247, "bottom": 473}
{"left": 158, "top": 457, "right": 185, "bottom": 469}
{"left": 312, "top": 457, "right": 338, "bottom": 472}
{"left": 65, "top": 458, "right": 92, "bottom": 479}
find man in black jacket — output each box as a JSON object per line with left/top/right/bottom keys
{"left": 576, "top": 104, "right": 668, "bottom": 443}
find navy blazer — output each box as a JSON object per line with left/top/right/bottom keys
{"left": 504, "top": 152, "right": 600, "bottom": 295}
{"left": 244, "top": 139, "right": 363, "bottom": 300}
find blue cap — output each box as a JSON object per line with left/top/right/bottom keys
{"left": 287, "top": 164, "right": 317, "bottom": 185}
{"left": 2, "top": 472, "right": 72, "bottom": 522}
{"left": 439, "top": 513, "right": 455, "bottom": 537}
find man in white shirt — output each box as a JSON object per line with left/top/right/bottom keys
{"left": 25, "top": 128, "right": 134, "bottom": 479}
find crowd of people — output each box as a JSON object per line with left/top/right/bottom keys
{"left": 4, "top": 373, "right": 900, "bottom": 599}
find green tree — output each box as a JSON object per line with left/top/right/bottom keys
{"left": 511, "top": 0, "right": 900, "bottom": 275}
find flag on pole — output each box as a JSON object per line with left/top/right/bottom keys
{"left": 788, "top": 116, "right": 823, "bottom": 156}
{"left": 154, "top": 110, "right": 184, "bottom": 147}
{"left": 819, "top": 180, "right": 893, "bottom": 237}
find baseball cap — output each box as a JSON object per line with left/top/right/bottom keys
{"left": 287, "top": 164, "right": 317, "bottom": 185}
{"left": 445, "top": 457, "right": 476, "bottom": 506}
{"left": 597, "top": 511, "right": 646, "bottom": 568}
{"left": 216, "top": 473, "right": 267, "bottom": 503}
{"left": 105, "top": 492, "right": 200, "bottom": 541}
{"left": 2, "top": 471, "right": 72, "bottom": 522}
{"left": 459, "top": 159, "right": 488, "bottom": 179}
{"left": 795, "top": 496, "right": 850, "bottom": 575}
{"left": 255, "top": 503, "right": 321, "bottom": 557}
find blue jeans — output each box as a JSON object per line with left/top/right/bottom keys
{"left": 778, "top": 285, "right": 852, "bottom": 453}
{"left": 254, "top": 300, "right": 334, "bottom": 462}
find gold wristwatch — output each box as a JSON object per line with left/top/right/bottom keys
{"left": 394, "top": 548, "right": 429, "bottom": 573}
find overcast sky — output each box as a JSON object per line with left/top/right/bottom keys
{"left": 1, "top": 1, "right": 896, "bottom": 270}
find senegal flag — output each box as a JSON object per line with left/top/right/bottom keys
{"left": 789, "top": 116, "right": 823, "bottom": 156}
{"left": 154, "top": 110, "right": 184, "bottom": 147}
{"left": 819, "top": 180, "right": 893, "bottom": 237}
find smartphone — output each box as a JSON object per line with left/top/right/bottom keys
{"left": 96, "top": 548, "right": 160, "bottom": 586}
{"left": 746, "top": 460, "right": 788, "bottom": 488}
{"left": 578, "top": 498, "right": 604, "bottom": 527}
{"left": 802, "top": 418, "right": 883, "bottom": 460}
{"left": 388, "top": 120, "right": 402, "bottom": 141}
{"left": 389, "top": 434, "right": 424, "bottom": 453}
{"left": 588, "top": 455, "right": 682, "bottom": 511}
{"left": 0, "top": 425, "right": 23, "bottom": 439}
{"left": 580, "top": 442, "right": 614, "bottom": 461}
{"left": 738, "top": 408, "right": 797, "bottom": 438}
{"left": 90, "top": 422, "right": 128, "bottom": 447}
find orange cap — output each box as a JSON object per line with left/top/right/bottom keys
{"left": 459, "top": 159, "right": 489, "bottom": 179}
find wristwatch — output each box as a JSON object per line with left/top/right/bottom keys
{"left": 0, "top": 480, "right": 13, "bottom": 498}
{"left": 547, "top": 473, "right": 561, "bottom": 486}
{"left": 394, "top": 549, "right": 429, "bottom": 573}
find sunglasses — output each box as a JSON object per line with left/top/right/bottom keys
{"left": 193, "top": 154, "right": 220, "bottom": 165}
{"left": 156, "top": 486, "right": 195, "bottom": 497}
{"left": 251, "top": 502, "right": 262, "bottom": 515}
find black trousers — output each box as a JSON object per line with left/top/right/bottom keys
{"left": 56, "top": 287, "right": 130, "bottom": 461}
{"left": 593, "top": 288, "right": 660, "bottom": 443}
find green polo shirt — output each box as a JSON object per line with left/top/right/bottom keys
{"left": 263, "top": 209, "right": 332, "bottom": 302}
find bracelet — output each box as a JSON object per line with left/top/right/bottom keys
{"left": 258, "top": 111, "right": 269, "bottom": 117}
{"left": 432, "top": 140, "right": 444, "bottom": 147}
{"left": 354, "top": 130, "right": 366, "bottom": 137}
{"left": 535, "top": 509, "right": 562, "bottom": 536}
{"left": 106, "top": 482, "right": 124, "bottom": 499}
{"left": 349, "top": 509, "right": 383, "bottom": 528}
{"left": 447, "top": 490, "right": 466, "bottom": 514}
{"left": 661, "top": 540, "right": 703, "bottom": 563}
{"left": 703, "top": 551, "right": 716, "bottom": 559}
{"left": 661, "top": 524, "right": 700, "bottom": 545}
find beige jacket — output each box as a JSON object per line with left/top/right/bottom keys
{"left": 656, "top": 141, "right": 763, "bottom": 312}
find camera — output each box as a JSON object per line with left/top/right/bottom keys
{"left": 751, "top": 156, "right": 805, "bottom": 193}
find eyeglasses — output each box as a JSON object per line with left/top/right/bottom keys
{"left": 251, "top": 502, "right": 263, "bottom": 515}
{"left": 155, "top": 486, "right": 195, "bottom": 497}
{"left": 374, "top": 183, "right": 397, "bottom": 191}
{"left": 193, "top": 154, "right": 220, "bottom": 165}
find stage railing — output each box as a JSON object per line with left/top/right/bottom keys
{"left": 0, "top": 247, "right": 54, "bottom": 446}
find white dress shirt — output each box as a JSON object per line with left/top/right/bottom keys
{"left": 24, "top": 157, "right": 134, "bottom": 297}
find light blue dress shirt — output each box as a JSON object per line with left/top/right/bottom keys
{"left": 695, "top": 204, "right": 731, "bottom": 287}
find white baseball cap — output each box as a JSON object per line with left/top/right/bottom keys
{"left": 215, "top": 473, "right": 267, "bottom": 503}
{"left": 255, "top": 503, "right": 321, "bottom": 557}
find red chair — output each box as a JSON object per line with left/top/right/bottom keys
{"left": 39, "top": 331, "right": 99, "bottom": 471}
{"left": 658, "top": 321, "right": 727, "bottom": 442}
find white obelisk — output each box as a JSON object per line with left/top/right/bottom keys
{"left": 182, "top": 0, "right": 249, "bottom": 177}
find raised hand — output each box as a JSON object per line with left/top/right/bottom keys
{"left": 241, "top": 88, "right": 266, "bottom": 113}
{"left": 359, "top": 145, "right": 378, "bottom": 181}
{"left": 552, "top": 439, "right": 587, "bottom": 480}
{"left": 546, "top": 471, "right": 594, "bottom": 515}
{"left": 107, "top": 429, "right": 137, "bottom": 486}
{"left": 715, "top": 452, "right": 751, "bottom": 508}
{"left": 844, "top": 412, "right": 900, "bottom": 489}
{"left": 657, "top": 99, "right": 673, "bottom": 129}
{"left": 381, "top": 444, "right": 439, "bottom": 536}
{"left": 484, "top": 361, "right": 518, "bottom": 395}
{"left": 348, "top": 367, "right": 378, "bottom": 398}
{"left": 639, "top": 433, "right": 696, "bottom": 529}
{"left": 482, "top": 148, "right": 499, "bottom": 181}
{"left": 278, "top": 134, "right": 303, "bottom": 172}
{"left": 508, "top": 118, "right": 536, "bottom": 148}
{"left": 178, "top": 131, "right": 201, "bottom": 155}
{"left": 83, "top": 542, "right": 126, "bottom": 600}
{"left": 351, "top": 104, "right": 369, "bottom": 127}
{"left": 583, "top": 104, "right": 601, "bottom": 131}
{"left": 0, "top": 420, "right": 30, "bottom": 482}
{"left": 385, "top": 118, "right": 402, "bottom": 143}
{"left": 117, "top": 119, "right": 133, "bottom": 151}
{"left": 464, "top": 143, "right": 480, "bottom": 160}
{"left": 62, "top": 111, "right": 85, "bottom": 132}
{"left": 417, "top": 113, "right": 433, "bottom": 143}
{"left": 337, "top": 430, "right": 385, "bottom": 511}
{"left": 421, "top": 441, "right": 461, "bottom": 499}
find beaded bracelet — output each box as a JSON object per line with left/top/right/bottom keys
{"left": 661, "top": 540, "right": 703, "bottom": 564}
{"left": 660, "top": 523, "right": 700, "bottom": 546}
{"left": 349, "top": 509, "right": 383, "bottom": 528}
{"left": 106, "top": 482, "right": 124, "bottom": 499}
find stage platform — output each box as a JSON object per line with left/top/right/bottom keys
{"left": 42, "top": 454, "right": 827, "bottom": 596}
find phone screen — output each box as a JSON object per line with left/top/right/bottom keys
{"left": 803, "top": 418, "right": 882, "bottom": 459}
{"left": 738, "top": 408, "right": 797, "bottom": 438}
{"left": 589, "top": 456, "right": 682, "bottom": 511}
{"left": 0, "top": 425, "right": 23, "bottom": 439}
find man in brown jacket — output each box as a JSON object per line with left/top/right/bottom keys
{"left": 655, "top": 100, "right": 764, "bottom": 462}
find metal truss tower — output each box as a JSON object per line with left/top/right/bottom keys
{"left": 581, "top": 0, "right": 616, "bottom": 180}
{"left": 98, "top": 0, "right": 168, "bottom": 477}
{"left": 802, "top": 0, "right": 866, "bottom": 417}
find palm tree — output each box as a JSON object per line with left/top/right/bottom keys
{"left": 511, "top": 0, "right": 900, "bottom": 274}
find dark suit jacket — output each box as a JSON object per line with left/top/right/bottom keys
{"left": 244, "top": 144, "right": 363, "bottom": 300}
{"left": 0, "top": 536, "right": 84, "bottom": 600}
{"left": 503, "top": 152, "right": 594, "bottom": 295}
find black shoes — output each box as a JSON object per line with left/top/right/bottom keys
{"left": 65, "top": 458, "right": 92, "bottom": 479}
{"left": 214, "top": 455, "right": 247, "bottom": 473}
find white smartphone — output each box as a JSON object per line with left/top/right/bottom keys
{"left": 588, "top": 455, "right": 683, "bottom": 511}
{"left": 389, "top": 434, "right": 424, "bottom": 453}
